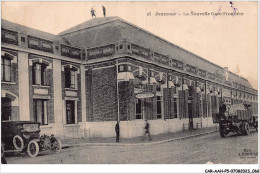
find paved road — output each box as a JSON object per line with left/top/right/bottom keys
{"left": 5, "top": 131, "right": 258, "bottom": 164}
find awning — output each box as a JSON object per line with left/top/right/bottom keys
{"left": 183, "top": 84, "right": 188, "bottom": 90}
{"left": 168, "top": 81, "right": 175, "bottom": 88}
{"left": 117, "top": 72, "right": 134, "bottom": 82}
{"left": 196, "top": 87, "right": 201, "bottom": 93}
{"left": 149, "top": 77, "right": 157, "bottom": 84}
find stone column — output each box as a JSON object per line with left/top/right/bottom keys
{"left": 18, "top": 52, "right": 30, "bottom": 121}
{"left": 52, "top": 59, "right": 64, "bottom": 138}
{"left": 81, "top": 65, "right": 86, "bottom": 122}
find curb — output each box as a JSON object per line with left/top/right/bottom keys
{"left": 62, "top": 130, "right": 217, "bottom": 148}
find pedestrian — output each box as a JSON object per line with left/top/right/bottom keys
{"left": 143, "top": 120, "right": 152, "bottom": 140}
{"left": 91, "top": 8, "right": 96, "bottom": 18}
{"left": 102, "top": 5, "right": 106, "bottom": 17}
{"left": 219, "top": 101, "right": 226, "bottom": 117}
{"left": 115, "top": 121, "right": 120, "bottom": 142}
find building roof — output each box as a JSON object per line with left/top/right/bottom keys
{"left": 59, "top": 16, "right": 253, "bottom": 89}
{"left": 59, "top": 16, "right": 120, "bottom": 36}
{"left": 2, "top": 19, "right": 71, "bottom": 45}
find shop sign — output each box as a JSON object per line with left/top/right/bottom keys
{"left": 136, "top": 92, "right": 154, "bottom": 99}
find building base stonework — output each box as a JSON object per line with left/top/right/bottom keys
{"left": 74, "top": 118, "right": 217, "bottom": 139}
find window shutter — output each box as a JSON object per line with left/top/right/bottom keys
{"left": 163, "top": 88, "right": 169, "bottom": 119}
{"left": 192, "top": 93, "right": 198, "bottom": 118}
{"left": 203, "top": 95, "right": 207, "bottom": 118}
{"left": 65, "top": 68, "right": 71, "bottom": 88}
{"left": 32, "top": 64, "right": 36, "bottom": 85}
{"left": 41, "top": 65, "right": 47, "bottom": 85}
{"left": 169, "top": 88, "right": 175, "bottom": 119}
{"left": 184, "top": 90, "right": 189, "bottom": 118}
{"left": 178, "top": 91, "right": 184, "bottom": 119}
{"left": 151, "top": 85, "right": 157, "bottom": 120}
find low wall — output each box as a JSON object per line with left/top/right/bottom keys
{"left": 41, "top": 117, "right": 217, "bottom": 139}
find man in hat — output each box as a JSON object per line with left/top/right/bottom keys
{"left": 219, "top": 101, "right": 227, "bottom": 117}
{"left": 115, "top": 121, "right": 120, "bottom": 142}
{"left": 102, "top": 5, "right": 106, "bottom": 17}
{"left": 143, "top": 120, "right": 152, "bottom": 140}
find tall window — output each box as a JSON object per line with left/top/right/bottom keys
{"left": 32, "top": 63, "right": 47, "bottom": 85}
{"left": 1, "top": 56, "right": 11, "bottom": 82}
{"left": 135, "top": 99, "right": 143, "bottom": 119}
{"left": 65, "top": 68, "right": 77, "bottom": 89}
{"left": 33, "top": 99, "right": 48, "bottom": 125}
{"left": 173, "top": 97, "right": 178, "bottom": 118}
{"left": 66, "top": 100, "right": 75, "bottom": 124}
{"left": 157, "top": 96, "right": 163, "bottom": 119}
{"left": 1, "top": 98, "right": 11, "bottom": 121}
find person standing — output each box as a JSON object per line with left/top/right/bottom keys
{"left": 143, "top": 120, "right": 152, "bottom": 140}
{"left": 219, "top": 101, "right": 226, "bottom": 117}
{"left": 115, "top": 121, "right": 120, "bottom": 142}
{"left": 102, "top": 5, "right": 106, "bottom": 17}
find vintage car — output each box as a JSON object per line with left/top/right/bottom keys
{"left": 217, "top": 104, "right": 258, "bottom": 137}
{"left": 1, "top": 121, "right": 62, "bottom": 157}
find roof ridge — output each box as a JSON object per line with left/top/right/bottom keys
{"left": 58, "top": 16, "right": 120, "bottom": 35}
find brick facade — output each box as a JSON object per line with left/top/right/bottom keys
{"left": 1, "top": 17, "right": 258, "bottom": 139}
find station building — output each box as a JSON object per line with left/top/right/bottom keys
{"left": 1, "top": 17, "right": 258, "bottom": 139}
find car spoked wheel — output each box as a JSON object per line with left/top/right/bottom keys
{"left": 13, "top": 135, "right": 24, "bottom": 150}
{"left": 220, "top": 130, "right": 228, "bottom": 137}
{"left": 27, "top": 141, "right": 39, "bottom": 157}
{"left": 1, "top": 144, "right": 4, "bottom": 158}
{"left": 219, "top": 124, "right": 228, "bottom": 138}
{"left": 243, "top": 122, "right": 250, "bottom": 135}
{"left": 52, "top": 140, "right": 62, "bottom": 153}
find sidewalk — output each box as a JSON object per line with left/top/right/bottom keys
{"left": 61, "top": 126, "right": 219, "bottom": 148}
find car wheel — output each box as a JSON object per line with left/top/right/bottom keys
{"left": 1, "top": 144, "right": 4, "bottom": 158}
{"left": 220, "top": 131, "right": 227, "bottom": 137}
{"left": 27, "top": 141, "right": 39, "bottom": 158}
{"left": 13, "top": 135, "right": 24, "bottom": 150}
{"left": 219, "top": 123, "right": 228, "bottom": 137}
{"left": 52, "top": 139, "right": 62, "bottom": 153}
{"left": 243, "top": 122, "right": 250, "bottom": 135}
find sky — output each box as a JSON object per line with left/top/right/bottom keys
{"left": 1, "top": 1, "right": 258, "bottom": 89}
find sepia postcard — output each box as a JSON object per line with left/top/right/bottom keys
{"left": 0, "top": 1, "right": 259, "bottom": 173}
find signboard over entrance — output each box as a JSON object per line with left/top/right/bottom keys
{"left": 136, "top": 92, "right": 154, "bottom": 99}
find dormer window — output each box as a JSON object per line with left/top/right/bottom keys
{"left": 32, "top": 63, "right": 47, "bottom": 85}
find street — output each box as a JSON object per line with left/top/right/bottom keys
{"left": 5, "top": 131, "right": 258, "bottom": 164}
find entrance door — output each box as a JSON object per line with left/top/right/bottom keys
{"left": 1, "top": 98, "right": 11, "bottom": 121}
{"left": 188, "top": 102, "right": 193, "bottom": 130}
{"left": 66, "top": 100, "right": 75, "bottom": 124}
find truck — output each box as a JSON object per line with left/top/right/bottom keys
{"left": 216, "top": 104, "right": 258, "bottom": 137}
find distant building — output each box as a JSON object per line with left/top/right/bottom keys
{"left": 1, "top": 17, "right": 258, "bottom": 139}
